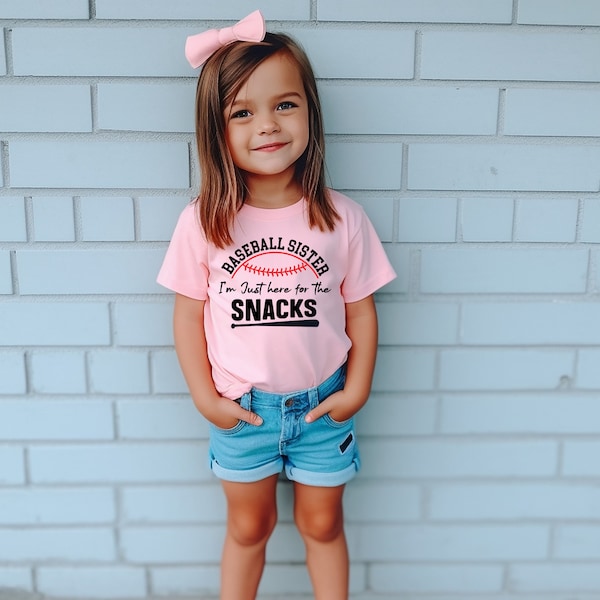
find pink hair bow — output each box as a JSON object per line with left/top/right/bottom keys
{"left": 185, "top": 10, "right": 266, "bottom": 68}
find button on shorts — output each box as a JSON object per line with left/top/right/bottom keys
{"left": 208, "top": 364, "right": 360, "bottom": 487}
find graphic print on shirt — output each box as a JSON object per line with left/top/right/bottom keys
{"left": 220, "top": 236, "right": 331, "bottom": 328}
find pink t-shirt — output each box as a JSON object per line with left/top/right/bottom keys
{"left": 157, "top": 189, "right": 396, "bottom": 399}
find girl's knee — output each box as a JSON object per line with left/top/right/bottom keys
{"left": 295, "top": 507, "right": 344, "bottom": 544}
{"left": 228, "top": 507, "right": 277, "bottom": 547}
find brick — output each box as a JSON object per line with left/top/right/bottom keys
{"left": 138, "top": 196, "right": 191, "bottom": 242}
{"left": 0, "top": 568, "right": 32, "bottom": 592}
{"left": 0, "top": 447, "right": 25, "bottom": 485}
{"left": 0, "top": 38, "right": 5, "bottom": 76}
{"left": 379, "top": 247, "right": 410, "bottom": 294}
{"left": 0, "top": 528, "right": 115, "bottom": 561}
{"left": 151, "top": 350, "right": 189, "bottom": 394}
{"left": 0, "top": 197, "right": 27, "bottom": 242}
{"left": 580, "top": 198, "right": 600, "bottom": 242}
{"left": 151, "top": 566, "right": 220, "bottom": 597}
{"left": 17, "top": 249, "right": 166, "bottom": 295}
{"left": 0, "top": 488, "right": 115, "bottom": 524}
{"left": 421, "top": 31, "right": 600, "bottom": 82}
{"left": 9, "top": 141, "right": 190, "bottom": 189}
{"left": 98, "top": 83, "right": 195, "bottom": 133}
{"left": 0, "top": 85, "right": 91, "bottom": 132}
{"left": 117, "top": 399, "right": 206, "bottom": 440}
{"left": 0, "top": 302, "right": 110, "bottom": 346}
{"left": 563, "top": 441, "right": 600, "bottom": 476}
{"left": 577, "top": 349, "right": 600, "bottom": 389}
{"left": 326, "top": 142, "right": 403, "bottom": 190}
{"left": 462, "top": 303, "right": 600, "bottom": 345}
{"left": 37, "top": 567, "right": 146, "bottom": 599}
{"left": 398, "top": 198, "right": 457, "bottom": 242}
{"left": 344, "top": 481, "right": 421, "bottom": 522}
{"left": 408, "top": 143, "right": 600, "bottom": 192}
{"left": 318, "top": 0, "right": 512, "bottom": 23}
{"left": 29, "top": 443, "right": 210, "bottom": 483}
{"left": 0, "top": 0, "right": 88, "bottom": 18}
{"left": 373, "top": 348, "right": 436, "bottom": 392}
{"left": 0, "top": 352, "right": 25, "bottom": 394}
{"left": 516, "top": 198, "right": 578, "bottom": 242}
{"left": 80, "top": 197, "right": 134, "bottom": 241}
{"left": 370, "top": 564, "right": 503, "bottom": 593}
{"left": 554, "top": 526, "right": 600, "bottom": 559}
{"left": 510, "top": 564, "right": 600, "bottom": 593}
{"left": 505, "top": 89, "right": 600, "bottom": 137}
{"left": 377, "top": 302, "right": 458, "bottom": 345}
{"left": 321, "top": 86, "right": 498, "bottom": 135}
{"left": 30, "top": 351, "right": 87, "bottom": 394}
{"left": 441, "top": 394, "right": 600, "bottom": 434}
{"left": 518, "top": 0, "right": 600, "bottom": 26}
{"left": 352, "top": 196, "right": 394, "bottom": 242}
{"left": 0, "top": 400, "right": 113, "bottom": 440}
{"left": 265, "top": 523, "right": 306, "bottom": 562}
{"left": 461, "top": 197, "right": 514, "bottom": 242}
{"left": 360, "top": 439, "right": 557, "bottom": 479}
{"left": 32, "top": 196, "right": 75, "bottom": 242}
{"left": 440, "top": 349, "right": 574, "bottom": 391}
{"left": 122, "top": 485, "right": 225, "bottom": 523}
{"left": 113, "top": 302, "right": 174, "bottom": 346}
{"left": 89, "top": 350, "right": 149, "bottom": 394}
{"left": 421, "top": 248, "right": 588, "bottom": 294}
{"left": 0, "top": 252, "right": 13, "bottom": 295}
{"left": 355, "top": 524, "right": 549, "bottom": 561}
{"left": 430, "top": 483, "right": 600, "bottom": 520}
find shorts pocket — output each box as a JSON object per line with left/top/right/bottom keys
{"left": 209, "top": 392, "right": 251, "bottom": 435}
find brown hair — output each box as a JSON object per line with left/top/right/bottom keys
{"left": 194, "top": 32, "right": 338, "bottom": 248}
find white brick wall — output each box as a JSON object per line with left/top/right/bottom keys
{"left": 1, "top": 1, "right": 600, "bottom": 599}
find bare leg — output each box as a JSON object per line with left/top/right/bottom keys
{"left": 293, "top": 482, "right": 349, "bottom": 600}
{"left": 220, "top": 473, "right": 279, "bottom": 600}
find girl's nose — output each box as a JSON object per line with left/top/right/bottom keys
{"left": 258, "top": 117, "right": 280, "bottom": 134}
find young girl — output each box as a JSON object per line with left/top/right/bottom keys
{"left": 158, "top": 10, "right": 396, "bottom": 600}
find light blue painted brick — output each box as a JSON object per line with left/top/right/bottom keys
{"left": 0, "top": 568, "right": 32, "bottom": 592}
{"left": 462, "top": 303, "right": 600, "bottom": 345}
{"left": 0, "top": 448, "right": 25, "bottom": 484}
{"left": 505, "top": 89, "right": 600, "bottom": 137}
{"left": 563, "top": 441, "right": 600, "bottom": 476}
{"left": 0, "top": 400, "right": 113, "bottom": 440}
{"left": 360, "top": 439, "right": 557, "bottom": 479}
{"left": 377, "top": 302, "right": 458, "bottom": 345}
{"left": 318, "top": 0, "right": 512, "bottom": 23}
{"left": 398, "top": 197, "right": 457, "bottom": 242}
{"left": 510, "top": 564, "right": 600, "bottom": 593}
{"left": 441, "top": 394, "right": 600, "bottom": 434}
{"left": 88, "top": 350, "right": 150, "bottom": 394}
{"left": 29, "top": 443, "right": 210, "bottom": 484}
{"left": 352, "top": 196, "right": 394, "bottom": 242}
{"left": 0, "top": 85, "right": 91, "bottom": 132}
{"left": 95, "top": 0, "right": 310, "bottom": 20}
{"left": 17, "top": 249, "right": 166, "bottom": 295}
{"left": 439, "top": 349, "right": 574, "bottom": 391}
{"left": 344, "top": 481, "right": 421, "bottom": 522}
{"left": 421, "top": 31, "right": 600, "bottom": 82}
{"left": 117, "top": 399, "right": 206, "bottom": 440}
{"left": 326, "top": 142, "right": 402, "bottom": 190}
{"left": 138, "top": 196, "right": 190, "bottom": 242}
{"left": 430, "top": 483, "right": 600, "bottom": 521}
{"left": 80, "top": 197, "right": 134, "bottom": 242}
{"left": 379, "top": 247, "right": 410, "bottom": 294}
{"left": 152, "top": 350, "right": 188, "bottom": 394}
{"left": 0, "top": 352, "right": 26, "bottom": 394}
{"left": 0, "top": 488, "right": 115, "bottom": 525}
{"left": 580, "top": 198, "right": 600, "bottom": 242}
{"left": 31, "top": 196, "right": 75, "bottom": 242}
{"left": 461, "top": 197, "right": 513, "bottom": 242}
{"left": 30, "top": 351, "right": 86, "bottom": 394}
{"left": 0, "top": 528, "right": 115, "bottom": 562}
{"left": 258, "top": 565, "right": 315, "bottom": 596}
{"left": 98, "top": 83, "right": 195, "bottom": 133}
{"left": 0, "top": 39, "right": 5, "bottom": 76}
{"left": 37, "top": 567, "right": 147, "bottom": 599}
{"left": 408, "top": 143, "right": 600, "bottom": 192}
{"left": 0, "top": 0, "right": 89, "bottom": 18}
{"left": 577, "top": 349, "right": 600, "bottom": 389}
{"left": 421, "top": 248, "right": 588, "bottom": 293}
{"left": 151, "top": 567, "right": 220, "bottom": 597}
{"left": 516, "top": 198, "right": 578, "bottom": 242}
{"left": 0, "top": 252, "right": 12, "bottom": 295}
{"left": 0, "top": 197, "right": 27, "bottom": 242}
{"left": 355, "top": 524, "right": 549, "bottom": 561}
{"left": 10, "top": 141, "right": 190, "bottom": 189}
{"left": 518, "top": 0, "right": 600, "bottom": 26}
{"left": 370, "top": 564, "right": 503, "bottom": 593}
{"left": 373, "top": 348, "right": 436, "bottom": 392}
{"left": 554, "top": 526, "right": 600, "bottom": 559}
{"left": 265, "top": 523, "right": 308, "bottom": 562}
{"left": 114, "top": 302, "right": 173, "bottom": 346}
{"left": 0, "top": 302, "right": 110, "bottom": 346}
{"left": 321, "top": 86, "right": 498, "bottom": 135}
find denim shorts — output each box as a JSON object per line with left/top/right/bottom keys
{"left": 208, "top": 364, "right": 360, "bottom": 487}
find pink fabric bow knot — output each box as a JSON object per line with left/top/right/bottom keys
{"left": 185, "top": 9, "right": 266, "bottom": 68}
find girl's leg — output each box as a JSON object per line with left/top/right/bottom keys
{"left": 293, "top": 482, "right": 349, "bottom": 600}
{"left": 220, "top": 473, "right": 279, "bottom": 600}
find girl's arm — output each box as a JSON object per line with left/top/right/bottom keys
{"left": 173, "top": 293, "right": 263, "bottom": 429}
{"left": 305, "top": 294, "right": 378, "bottom": 423}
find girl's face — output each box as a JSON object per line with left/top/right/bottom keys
{"left": 223, "top": 52, "right": 309, "bottom": 185}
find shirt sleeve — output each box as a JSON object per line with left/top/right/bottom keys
{"left": 156, "top": 203, "right": 209, "bottom": 300}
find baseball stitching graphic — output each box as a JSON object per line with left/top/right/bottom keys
{"left": 232, "top": 251, "right": 319, "bottom": 278}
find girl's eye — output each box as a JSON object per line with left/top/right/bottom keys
{"left": 231, "top": 109, "right": 251, "bottom": 119}
{"left": 277, "top": 101, "right": 297, "bottom": 111}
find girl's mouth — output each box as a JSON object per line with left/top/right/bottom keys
{"left": 253, "top": 142, "right": 288, "bottom": 152}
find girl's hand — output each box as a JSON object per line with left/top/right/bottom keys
{"left": 204, "top": 396, "right": 263, "bottom": 430}
{"left": 304, "top": 389, "right": 359, "bottom": 424}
